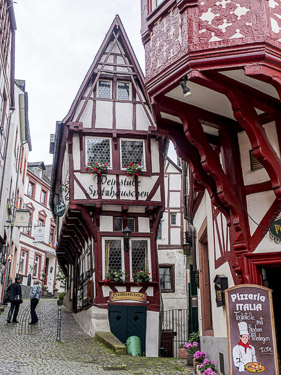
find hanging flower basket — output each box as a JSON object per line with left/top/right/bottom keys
{"left": 125, "top": 163, "right": 143, "bottom": 177}
{"left": 86, "top": 161, "right": 108, "bottom": 176}
{"left": 103, "top": 270, "right": 126, "bottom": 284}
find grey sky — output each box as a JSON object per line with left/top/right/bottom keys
{"left": 15, "top": 1, "right": 145, "bottom": 164}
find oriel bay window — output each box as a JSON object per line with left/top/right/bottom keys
{"left": 121, "top": 139, "right": 145, "bottom": 169}
{"left": 86, "top": 137, "right": 112, "bottom": 168}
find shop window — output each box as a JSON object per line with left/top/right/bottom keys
{"left": 170, "top": 213, "right": 177, "bottom": 225}
{"left": 33, "top": 254, "right": 41, "bottom": 278}
{"left": 27, "top": 181, "right": 35, "bottom": 197}
{"left": 86, "top": 137, "right": 112, "bottom": 167}
{"left": 121, "top": 139, "right": 144, "bottom": 169}
{"left": 114, "top": 217, "right": 123, "bottom": 232}
{"left": 97, "top": 80, "right": 111, "bottom": 99}
{"left": 104, "top": 239, "right": 122, "bottom": 274}
{"left": 117, "top": 81, "right": 130, "bottom": 100}
{"left": 159, "top": 265, "right": 175, "bottom": 292}
{"left": 131, "top": 240, "right": 148, "bottom": 276}
{"left": 19, "top": 250, "right": 28, "bottom": 275}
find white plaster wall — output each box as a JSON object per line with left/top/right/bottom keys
{"left": 128, "top": 206, "right": 146, "bottom": 213}
{"left": 164, "top": 176, "right": 168, "bottom": 206}
{"left": 75, "top": 172, "right": 98, "bottom": 200}
{"left": 151, "top": 139, "right": 160, "bottom": 173}
{"left": 116, "top": 102, "right": 133, "bottom": 129}
{"left": 158, "top": 212, "right": 168, "bottom": 245}
{"left": 74, "top": 180, "right": 86, "bottom": 200}
{"left": 73, "top": 135, "right": 81, "bottom": 170}
{"left": 137, "top": 176, "right": 158, "bottom": 201}
{"left": 100, "top": 215, "right": 113, "bottom": 232}
{"left": 169, "top": 174, "right": 181, "bottom": 191}
{"left": 96, "top": 101, "right": 113, "bottom": 128}
{"left": 138, "top": 217, "right": 150, "bottom": 232}
{"left": 79, "top": 100, "right": 93, "bottom": 128}
{"left": 136, "top": 104, "right": 149, "bottom": 131}
{"left": 169, "top": 192, "right": 180, "bottom": 208}
{"left": 146, "top": 311, "right": 160, "bottom": 357}
{"left": 170, "top": 227, "right": 181, "bottom": 245}
{"left": 74, "top": 305, "right": 110, "bottom": 337}
{"left": 158, "top": 250, "right": 187, "bottom": 311}
{"left": 151, "top": 187, "right": 161, "bottom": 201}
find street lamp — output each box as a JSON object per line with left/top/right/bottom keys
{"left": 183, "top": 227, "right": 193, "bottom": 256}
{"left": 123, "top": 226, "right": 131, "bottom": 252}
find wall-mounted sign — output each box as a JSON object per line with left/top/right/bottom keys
{"left": 269, "top": 219, "right": 281, "bottom": 240}
{"left": 54, "top": 201, "right": 66, "bottom": 217}
{"left": 14, "top": 209, "right": 30, "bottom": 227}
{"left": 225, "top": 285, "right": 279, "bottom": 375}
{"left": 34, "top": 226, "right": 45, "bottom": 242}
{"left": 109, "top": 291, "right": 147, "bottom": 302}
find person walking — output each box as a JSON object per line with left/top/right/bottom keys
{"left": 29, "top": 280, "right": 41, "bottom": 324}
{"left": 7, "top": 275, "right": 22, "bottom": 323}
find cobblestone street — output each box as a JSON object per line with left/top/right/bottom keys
{"left": 0, "top": 299, "right": 192, "bottom": 375}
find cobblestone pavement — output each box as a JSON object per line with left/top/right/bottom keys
{"left": 0, "top": 299, "right": 193, "bottom": 375}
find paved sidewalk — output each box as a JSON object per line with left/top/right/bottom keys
{"left": 0, "top": 299, "right": 193, "bottom": 375}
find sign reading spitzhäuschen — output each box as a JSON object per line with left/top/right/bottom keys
{"left": 225, "top": 285, "right": 279, "bottom": 374}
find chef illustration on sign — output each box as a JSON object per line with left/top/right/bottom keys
{"left": 233, "top": 322, "right": 257, "bottom": 372}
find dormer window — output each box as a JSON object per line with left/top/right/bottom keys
{"left": 121, "top": 139, "right": 145, "bottom": 170}
{"left": 97, "top": 80, "right": 112, "bottom": 99}
{"left": 86, "top": 137, "right": 112, "bottom": 167}
{"left": 117, "top": 82, "right": 130, "bottom": 100}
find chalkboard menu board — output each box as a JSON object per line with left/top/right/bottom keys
{"left": 225, "top": 285, "right": 279, "bottom": 374}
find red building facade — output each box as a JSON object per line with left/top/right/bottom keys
{"left": 141, "top": 0, "right": 281, "bottom": 370}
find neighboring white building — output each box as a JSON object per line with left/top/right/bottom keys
{"left": 157, "top": 157, "right": 188, "bottom": 357}
{"left": 0, "top": 79, "right": 31, "bottom": 302}
{"left": 18, "top": 162, "right": 58, "bottom": 295}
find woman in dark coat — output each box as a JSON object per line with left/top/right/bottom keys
{"left": 7, "top": 276, "right": 22, "bottom": 323}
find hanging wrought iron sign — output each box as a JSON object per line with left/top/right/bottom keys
{"left": 269, "top": 218, "right": 281, "bottom": 243}
{"left": 54, "top": 201, "right": 66, "bottom": 217}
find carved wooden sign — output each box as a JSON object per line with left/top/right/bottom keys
{"left": 109, "top": 291, "right": 147, "bottom": 302}
{"left": 225, "top": 285, "right": 279, "bottom": 374}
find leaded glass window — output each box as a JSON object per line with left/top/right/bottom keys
{"left": 114, "top": 217, "right": 123, "bottom": 232}
{"left": 117, "top": 82, "right": 130, "bottom": 100}
{"left": 121, "top": 140, "right": 144, "bottom": 168}
{"left": 87, "top": 138, "right": 111, "bottom": 167}
{"left": 98, "top": 80, "right": 111, "bottom": 99}
{"left": 131, "top": 240, "right": 148, "bottom": 275}
{"left": 105, "top": 239, "right": 122, "bottom": 273}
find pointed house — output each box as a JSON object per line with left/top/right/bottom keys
{"left": 50, "top": 16, "right": 165, "bottom": 356}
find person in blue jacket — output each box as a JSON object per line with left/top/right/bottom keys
{"left": 29, "top": 280, "right": 41, "bottom": 325}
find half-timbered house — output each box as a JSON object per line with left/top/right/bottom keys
{"left": 141, "top": 0, "right": 281, "bottom": 370}
{"left": 50, "top": 16, "right": 165, "bottom": 356}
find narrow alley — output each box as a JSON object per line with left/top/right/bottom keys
{"left": 0, "top": 299, "right": 192, "bottom": 375}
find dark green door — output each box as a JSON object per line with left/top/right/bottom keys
{"left": 109, "top": 305, "right": 147, "bottom": 355}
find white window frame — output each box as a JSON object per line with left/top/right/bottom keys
{"left": 19, "top": 250, "right": 27, "bottom": 274}
{"left": 33, "top": 255, "right": 40, "bottom": 278}
{"left": 86, "top": 136, "right": 112, "bottom": 169}
{"left": 102, "top": 237, "right": 125, "bottom": 280}
{"left": 117, "top": 81, "right": 131, "bottom": 101}
{"left": 129, "top": 238, "right": 151, "bottom": 282}
{"left": 120, "top": 138, "right": 146, "bottom": 171}
{"left": 97, "top": 79, "right": 112, "bottom": 99}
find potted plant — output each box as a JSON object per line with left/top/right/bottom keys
{"left": 134, "top": 269, "right": 150, "bottom": 285}
{"left": 198, "top": 358, "right": 217, "bottom": 374}
{"left": 125, "top": 162, "right": 142, "bottom": 177}
{"left": 86, "top": 161, "right": 108, "bottom": 176}
{"left": 57, "top": 291, "right": 66, "bottom": 306}
{"left": 41, "top": 272, "right": 46, "bottom": 279}
{"left": 193, "top": 351, "right": 206, "bottom": 372}
{"left": 53, "top": 288, "right": 58, "bottom": 297}
{"left": 104, "top": 270, "right": 126, "bottom": 284}
{"left": 183, "top": 331, "right": 200, "bottom": 366}
{"left": 178, "top": 343, "right": 188, "bottom": 359}
{"left": 42, "top": 285, "right": 48, "bottom": 295}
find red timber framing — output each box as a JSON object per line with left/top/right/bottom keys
{"left": 140, "top": 0, "right": 281, "bottom": 285}
{"left": 50, "top": 16, "right": 165, "bottom": 314}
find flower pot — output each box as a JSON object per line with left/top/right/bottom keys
{"left": 57, "top": 300, "right": 63, "bottom": 306}
{"left": 178, "top": 348, "right": 187, "bottom": 359}
{"left": 193, "top": 360, "right": 200, "bottom": 374}
{"left": 186, "top": 353, "right": 193, "bottom": 366}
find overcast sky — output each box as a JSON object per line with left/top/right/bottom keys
{"left": 14, "top": 1, "right": 145, "bottom": 165}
